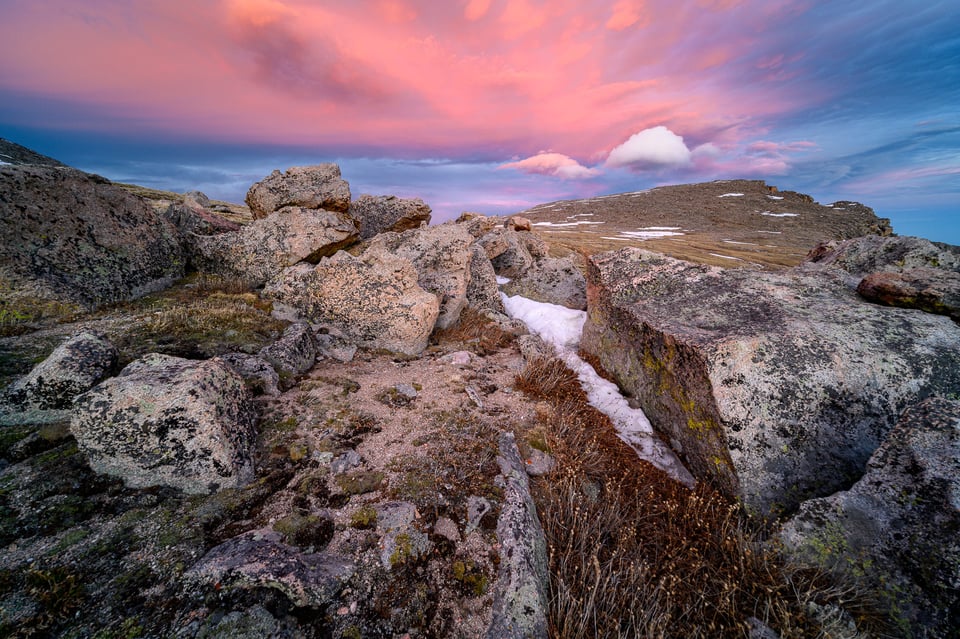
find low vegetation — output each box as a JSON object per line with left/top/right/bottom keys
{"left": 515, "top": 356, "right": 888, "bottom": 638}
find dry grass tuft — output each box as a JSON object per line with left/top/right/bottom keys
{"left": 516, "top": 356, "right": 887, "bottom": 638}
{"left": 432, "top": 306, "right": 515, "bottom": 355}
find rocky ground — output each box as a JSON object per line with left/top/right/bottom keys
{"left": 0, "top": 286, "right": 548, "bottom": 637}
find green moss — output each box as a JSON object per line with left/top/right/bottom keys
{"left": 341, "top": 625, "right": 362, "bottom": 639}
{"left": 335, "top": 471, "right": 385, "bottom": 496}
{"left": 349, "top": 506, "right": 378, "bottom": 529}
{"left": 50, "top": 528, "right": 91, "bottom": 554}
{"left": 527, "top": 430, "right": 551, "bottom": 454}
{"left": 451, "top": 560, "right": 489, "bottom": 596}
{"left": 273, "top": 513, "right": 334, "bottom": 548}
{"left": 389, "top": 533, "right": 414, "bottom": 567}
{"left": 30, "top": 441, "right": 79, "bottom": 466}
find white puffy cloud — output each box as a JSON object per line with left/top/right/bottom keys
{"left": 499, "top": 152, "right": 600, "bottom": 179}
{"left": 605, "top": 126, "right": 692, "bottom": 169}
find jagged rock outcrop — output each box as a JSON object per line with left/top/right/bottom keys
{"left": 258, "top": 322, "right": 318, "bottom": 389}
{"left": 501, "top": 256, "right": 586, "bottom": 310}
{"left": 349, "top": 194, "right": 431, "bottom": 239}
{"left": 367, "top": 223, "right": 474, "bottom": 330}
{"left": 192, "top": 206, "right": 358, "bottom": 286}
{"left": 466, "top": 244, "right": 506, "bottom": 314}
{"left": 0, "top": 165, "right": 184, "bottom": 309}
{"left": 263, "top": 252, "right": 439, "bottom": 356}
{"left": 186, "top": 529, "right": 354, "bottom": 608}
{"left": 3, "top": 332, "right": 117, "bottom": 412}
{"left": 479, "top": 225, "right": 550, "bottom": 279}
{"left": 71, "top": 354, "right": 257, "bottom": 494}
{"left": 245, "top": 164, "right": 351, "bottom": 218}
{"left": 781, "top": 397, "right": 960, "bottom": 636}
{"left": 457, "top": 212, "right": 500, "bottom": 238}
{"left": 806, "top": 235, "right": 960, "bottom": 320}
{"left": 580, "top": 247, "right": 960, "bottom": 515}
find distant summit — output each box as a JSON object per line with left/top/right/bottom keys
{"left": 0, "top": 138, "right": 67, "bottom": 167}
{"left": 519, "top": 179, "right": 893, "bottom": 269}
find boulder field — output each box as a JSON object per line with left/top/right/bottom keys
{"left": 2, "top": 150, "right": 959, "bottom": 636}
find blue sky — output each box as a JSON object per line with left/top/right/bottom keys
{"left": 1, "top": 0, "right": 958, "bottom": 243}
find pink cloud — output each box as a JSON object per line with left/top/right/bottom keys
{"left": 499, "top": 152, "right": 601, "bottom": 179}
{"left": 606, "top": 0, "right": 648, "bottom": 31}
{"left": 0, "top": 0, "right": 829, "bottom": 160}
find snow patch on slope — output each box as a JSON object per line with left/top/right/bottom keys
{"left": 501, "top": 293, "right": 695, "bottom": 487}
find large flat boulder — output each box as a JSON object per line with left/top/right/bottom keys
{"left": 580, "top": 248, "right": 960, "bottom": 515}
{"left": 245, "top": 165, "right": 351, "bottom": 218}
{"left": 348, "top": 194, "right": 431, "bottom": 239}
{"left": 71, "top": 354, "right": 257, "bottom": 494}
{"left": 781, "top": 398, "right": 960, "bottom": 636}
{"left": 0, "top": 165, "right": 184, "bottom": 310}
{"left": 191, "top": 206, "right": 358, "bottom": 286}
{"left": 262, "top": 251, "right": 439, "bottom": 356}
{"left": 367, "top": 223, "right": 474, "bottom": 329}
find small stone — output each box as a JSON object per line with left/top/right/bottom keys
{"left": 524, "top": 449, "right": 556, "bottom": 477}
{"left": 441, "top": 351, "right": 473, "bottom": 366}
{"left": 466, "top": 496, "right": 492, "bottom": 535}
{"left": 331, "top": 450, "right": 362, "bottom": 474}
{"left": 433, "top": 517, "right": 461, "bottom": 543}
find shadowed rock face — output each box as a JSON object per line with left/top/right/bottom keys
{"left": 0, "top": 165, "right": 185, "bottom": 309}
{"left": 191, "top": 206, "right": 359, "bottom": 286}
{"left": 580, "top": 247, "right": 960, "bottom": 515}
{"left": 781, "top": 397, "right": 960, "bottom": 636}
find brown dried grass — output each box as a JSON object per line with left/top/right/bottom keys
{"left": 516, "top": 356, "right": 886, "bottom": 638}
{"left": 432, "top": 306, "right": 515, "bottom": 355}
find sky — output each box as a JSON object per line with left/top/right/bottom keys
{"left": 1, "top": 0, "right": 958, "bottom": 243}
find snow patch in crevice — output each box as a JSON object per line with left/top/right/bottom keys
{"left": 501, "top": 293, "right": 695, "bottom": 487}
{"left": 495, "top": 276, "right": 511, "bottom": 285}
{"left": 718, "top": 193, "right": 744, "bottom": 198}
{"left": 760, "top": 211, "right": 799, "bottom": 218}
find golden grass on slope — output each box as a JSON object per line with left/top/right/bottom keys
{"left": 515, "top": 357, "right": 888, "bottom": 639}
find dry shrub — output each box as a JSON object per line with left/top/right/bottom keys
{"left": 516, "top": 356, "right": 885, "bottom": 639}
{"left": 432, "top": 306, "right": 514, "bottom": 354}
